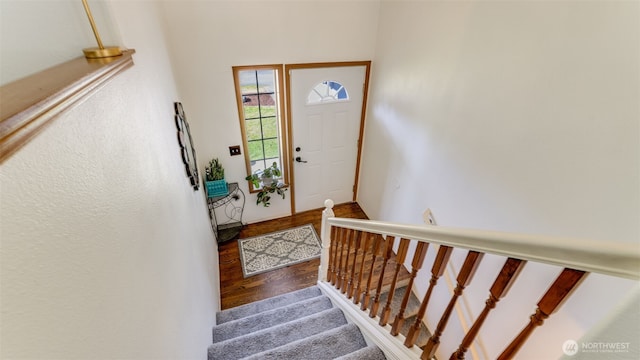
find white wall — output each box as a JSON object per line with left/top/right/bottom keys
{"left": 158, "top": 0, "right": 380, "bottom": 223}
{"left": 359, "top": 1, "right": 639, "bottom": 359}
{"left": 0, "top": 1, "right": 219, "bottom": 359}
{"left": 0, "top": 0, "right": 120, "bottom": 85}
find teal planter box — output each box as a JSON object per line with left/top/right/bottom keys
{"left": 206, "top": 180, "right": 228, "bottom": 198}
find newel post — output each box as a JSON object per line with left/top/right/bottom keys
{"left": 319, "top": 199, "right": 335, "bottom": 282}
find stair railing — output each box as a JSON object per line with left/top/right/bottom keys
{"left": 317, "top": 200, "right": 640, "bottom": 360}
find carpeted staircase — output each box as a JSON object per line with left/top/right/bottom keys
{"left": 208, "top": 284, "right": 431, "bottom": 359}
{"left": 208, "top": 286, "right": 388, "bottom": 360}
{"left": 377, "top": 281, "right": 431, "bottom": 348}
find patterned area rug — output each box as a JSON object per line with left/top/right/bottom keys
{"left": 238, "top": 224, "right": 322, "bottom": 278}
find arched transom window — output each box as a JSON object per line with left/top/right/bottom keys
{"left": 307, "top": 81, "right": 349, "bottom": 104}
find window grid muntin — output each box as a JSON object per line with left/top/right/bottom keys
{"left": 234, "top": 65, "right": 287, "bottom": 192}
{"left": 243, "top": 71, "right": 278, "bottom": 171}
{"left": 307, "top": 80, "right": 350, "bottom": 104}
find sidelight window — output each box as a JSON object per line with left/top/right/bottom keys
{"left": 233, "top": 65, "right": 287, "bottom": 192}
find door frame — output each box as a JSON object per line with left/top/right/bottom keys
{"left": 284, "top": 61, "right": 372, "bottom": 214}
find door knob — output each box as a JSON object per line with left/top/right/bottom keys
{"left": 295, "top": 156, "right": 307, "bottom": 163}
{"left": 295, "top": 147, "right": 301, "bottom": 152}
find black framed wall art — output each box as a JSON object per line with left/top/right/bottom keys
{"left": 174, "top": 102, "right": 200, "bottom": 190}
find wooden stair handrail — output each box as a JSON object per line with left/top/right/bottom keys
{"left": 317, "top": 200, "right": 639, "bottom": 360}
{"left": 327, "top": 217, "right": 640, "bottom": 280}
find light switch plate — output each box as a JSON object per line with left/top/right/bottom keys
{"left": 229, "top": 145, "right": 241, "bottom": 156}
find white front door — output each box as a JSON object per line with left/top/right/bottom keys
{"left": 288, "top": 64, "right": 368, "bottom": 213}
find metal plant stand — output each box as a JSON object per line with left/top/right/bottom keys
{"left": 207, "top": 182, "right": 245, "bottom": 243}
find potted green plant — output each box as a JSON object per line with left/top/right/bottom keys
{"left": 245, "top": 162, "right": 287, "bottom": 207}
{"left": 205, "top": 158, "right": 228, "bottom": 198}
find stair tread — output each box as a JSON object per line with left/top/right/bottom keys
{"left": 209, "top": 285, "right": 413, "bottom": 359}
{"left": 208, "top": 307, "right": 347, "bottom": 360}
{"left": 243, "top": 323, "right": 368, "bottom": 360}
{"left": 216, "top": 286, "right": 322, "bottom": 324}
{"left": 374, "top": 284, "right": 421, "bottom": 318}
{"left": 212, "top": 295, "right": 332, "bottom": 343}
{"left": 334, "top": 345, "right": 388, "bottom": 360}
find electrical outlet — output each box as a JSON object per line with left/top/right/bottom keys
{"left": 229, "top": 145, "right": 241, "bottom": 156}
{"left": 423, "top": 208, "right": 437, "bottom": 225}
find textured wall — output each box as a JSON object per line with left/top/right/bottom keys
{"left": 0, "top": 1, "right": 219, "bottom": 359}
{"left": 358, "top": 1, "right": 639, "bottom": 359}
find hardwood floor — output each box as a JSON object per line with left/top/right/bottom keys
{"left": 218, "top": 202, "right": 369, "bottom": 310}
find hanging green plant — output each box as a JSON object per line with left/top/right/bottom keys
{"left": 254, "top": 183, "right": 287, "bottom": 207}
{"left": 245, "top": 162, "right": 287, "bottom": 207}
